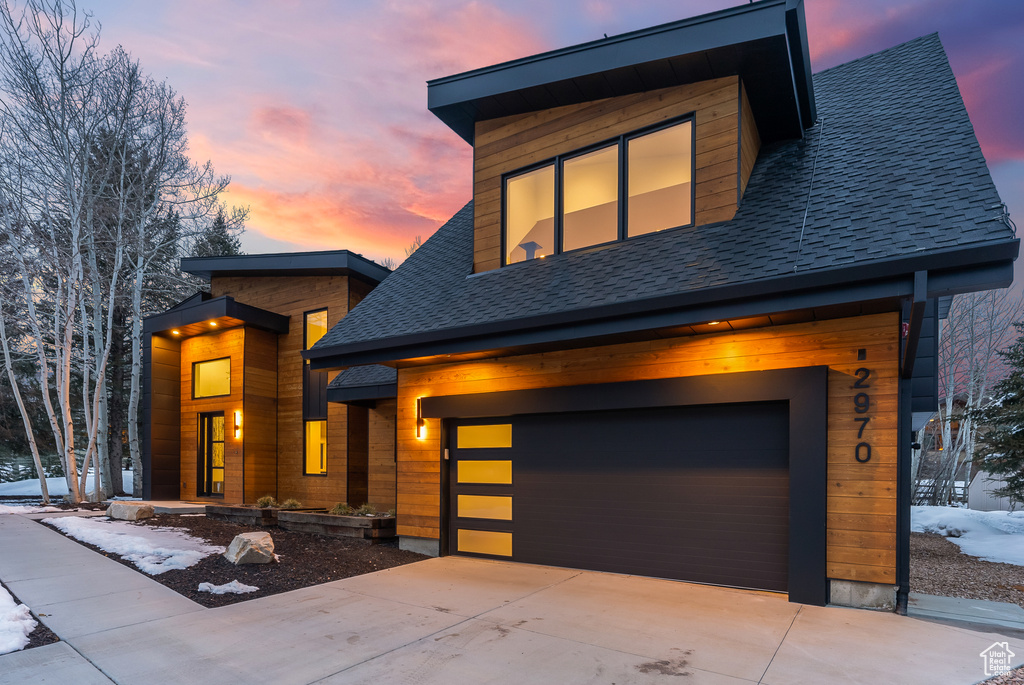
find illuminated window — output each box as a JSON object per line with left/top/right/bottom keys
{"left": 457, "top": 495, "right": 513, "bottom": 520}
{"left": 305, "top": 420, "right": 327, "bottom": 475}
{"left": 305, "top": 309, "right": 328, "bottom": 349}
{"left": 502, "top": 117, "right": 694, "bottom": 265}
{"left": 457, "top": 529, "right": 512, "bottom": 557}
{"left": 456, "top": 424, "right": 512, "bottom": 449}
{"left": 193, "top": 358, "right": 231, "bottom": 398}
{"left": 457, "top": 460, "right": 513, "bottom": 484}
{"left": 505, "top": 165, "right": 555, "bottom": 264}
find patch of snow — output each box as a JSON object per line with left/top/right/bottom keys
{"left": 913, "top": 506, "right": 1024, "bottom": 566}
{"left": 0, "top": 504, "right": 63, "bottom": 515}
{"left": 0, "top": 470, "right": 133, "bottom": 497}
{"left": 43, "top": 516, "right": 224, "bottom": 575}
{"left": 198, "top": 580, "right": 259, "bottom": 595}
{"left": 0, "top": 585, "right": 36, "bottom": 655}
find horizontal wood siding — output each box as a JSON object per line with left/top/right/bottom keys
{"left": 149, "top": 335, "right": 180, "bottom": 497}
{"left": 738, "top": 81, "right": 761, "bottom": 199}
{"left": 243, "top": 327, "right": 278, "bottom": 502}
{"left": 396, "top": 313, "right": 899, "bottom": 584}
{"left": 472, "top": 76, "right": 741, "bottom": 273}
{"left": 211, "top": 275, "right": 354, "bottom": 507}
{"left": 369, "top": 399, "right": 397, "bottom": 511}
{"left": 180, "top": 328, "right": 245, "bottom": 503}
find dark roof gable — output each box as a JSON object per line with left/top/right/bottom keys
{"left": 308, "top": 35, "right": 1016, "bottom": 367}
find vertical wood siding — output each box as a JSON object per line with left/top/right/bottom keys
{"left": 210, "top": 275, "right": 356, "bottom": 507}
{"left": 396, "top": 313, "right": 899, "bottom": 584}
{"left": 472, "top": 76, "right": 742, "bottom": 273}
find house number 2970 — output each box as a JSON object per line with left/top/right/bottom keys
{"left": 853, "top": 367, "right": 872, "bottom": 463}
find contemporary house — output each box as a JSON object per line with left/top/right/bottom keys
{"left": 305, "top": 0, "right": 1017, "bottom": 610}
{"left": 144, "top": 0, "right": 1016, "bottom": 611}
{"left": 141, "top": 251, "right": 395, "bottom": 509}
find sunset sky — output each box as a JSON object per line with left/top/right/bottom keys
{"left": 85, "top": 0, "right": 1023, "bottom": 266}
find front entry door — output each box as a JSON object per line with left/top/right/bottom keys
{"left": 198, "top": 412, "right": 225, "bottom": 497}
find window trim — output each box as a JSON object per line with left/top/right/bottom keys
{"left": 192, "top": 356, "right": 232, "bottom": 400}
{"left": 500, "top": 113, "right": 696, "bottom": 267}
{"left": 302, "top": 418, "right": 329, "bottom": 477}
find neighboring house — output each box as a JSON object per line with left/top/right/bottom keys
{"left": 141, "top": 251, "right": 394, "bottom": 509}
{"left": 303, "top": 0, "right": 1017, "bottom": 611}
{"left": 969, "top": 471, "right": 1014, "bottom": 512}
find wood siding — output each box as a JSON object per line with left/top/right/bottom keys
{"left": 396, "top": 312, "right": 900, "bottom": 585}
{"left": 369, "top": 399, "right": 397, "bottom": 511}
{"left": 738, "top": 81, "right": 761, "bottom": 199}
{"left": 210, "top": 275, "right": 357, "bottom": 507}
{"left": 472, "top": 76, "right": 742, "bottom": 273}
{"left": 180, "top": 328, "right": 245, "bottom": 503}
{"left": 243, "top": 327, "right": 278, "bottom": 502}
{"left": 149, "top": 335, "right": 181, "bottom": 498}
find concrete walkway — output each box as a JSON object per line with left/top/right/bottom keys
{"left": 1, "top": 512, "right": 1022, "bottom": 685}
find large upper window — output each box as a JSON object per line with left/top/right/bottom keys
{"left": 503, "top": 117, "right": 693, "bottom": 265}
{"left": 193, "top": 358, "right": 231, "bottom": 399}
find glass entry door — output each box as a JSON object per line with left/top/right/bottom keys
{"left": 198, "top": 412, "right": 225, "bottom": 497}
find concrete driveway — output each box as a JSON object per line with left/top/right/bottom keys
{"left": 1, "top": 512, "right": 1021, "bottom": 684}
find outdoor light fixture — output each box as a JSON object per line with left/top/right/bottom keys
{"left": 233, "top": 410, "right": 242, "bottom": 439}
{"left": 209, "top": 321, "right": 218, "bottom": 327}
{"left": 171, "top": 329, "right": 181, "bottom": 336}
{"left": 416, "top": 398, "right": 425, "bottom": 440}
{"left": 708, "top": 321, "right": 721, "bottom": 325}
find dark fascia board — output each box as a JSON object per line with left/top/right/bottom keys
{"left": 142, "top": 295, "right": 289, "bottom": 335}
{"left": 165, "top": 291, "right": 211, "bottom": 312}
{"left": 426, "top": 0, "right": 812, "bottom": 144}
{"left": 327, "top": 383, "right": 398, "bottom": 404}
{"left": 306, "top": 239, "right": 1018, "bottom": 369}
{"left": 181, "top": 250, "right": 391, "bottom": 285}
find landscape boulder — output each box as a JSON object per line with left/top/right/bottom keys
{"left": 224, "top": 532, "right": 276, "bottom": 565}
{"left": 107, "top": 502, "right": 155, "bottom": 521}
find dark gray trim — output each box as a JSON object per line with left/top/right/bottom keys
{"left": 901, "top": 271, "right": 927, "bottom": 380}
{"left": 427, "top": 0, "right": 812, "bottom": 144}
{"left": 327, "top": 383, "right": 398, "bottom": 404}
{"left": 308, "top": 244, "right": 1016, "bottom": 369}
{"left": 181, "top": 249, "right": 391, "bottom": 285}
{"left": 423, "top": 366, "right": 828, "bottom": 606}
{"left": 142, "top": 333, "right": 154, "bottom": 500}
{"left": 897, "top": 354, "right": 913, "bottom": 613}
{"left": 143, "top": 295, "right": 289, "bottom": 336}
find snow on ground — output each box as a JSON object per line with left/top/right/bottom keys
{"left": 0, "top": 470, "right": 133, "bottom": 497}
{"left": 0, "top": 504, "right": 63, "bottom": 515}
{"left": 913, "top": 505, "right": 1024, "bottom": 566}
{"left": 43, "top": 516, "right": 224, "bottom": 575}
{"left": 198, "top": 580, "right": 259, "bottom": 595}
{"left": 0, "top": 584, "right": 36, "bottom": 655}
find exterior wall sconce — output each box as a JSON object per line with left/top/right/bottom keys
{"left": 234, "top": 410, "right": 242, "bottom": 439}
{"left": 416, "top": 398, "right": 425, "bottom": 440}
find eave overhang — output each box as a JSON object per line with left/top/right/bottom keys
{"left": 143, "top": 295, "right": 289, "bottom": 339}
{"left": 327, "top": 383, "right": 399, "bottom": 405}
{"left": 181, "top": 249, "right": 391, "bottom": 285}
{"left": 305, "top": 239, "right": 1018, "bottom": 369}
{"left": 427, "top": 0, "right": 814, "bottom": 145}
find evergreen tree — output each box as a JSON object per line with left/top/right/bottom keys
{"left": 192, "top": 210, "right": 242, "bottom": 257}
{"left": 972, "top": 322, "right": 1024, "bottom": 504}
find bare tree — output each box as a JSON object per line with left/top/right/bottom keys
{"left": 929, "top": 288, "right": 1024, "bottom": 504}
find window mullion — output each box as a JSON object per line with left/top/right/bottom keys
{"left": 554, "top": 157, "right": 563, "bottom": 255}
{"left": 618, "top": 137, "right": 627, "bottom": 241}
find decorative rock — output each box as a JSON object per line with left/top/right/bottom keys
{"left": 107, "top": 502, "right": 155, "bottom": 521}
{"left": 224, "top": 532, "right": 276, "bottom": 565}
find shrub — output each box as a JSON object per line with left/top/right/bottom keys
{"left": 255, "top": 495, "right": 278, "bottom": 509}
{"left": 386, "top": 509, "right": 396, "bottom": 517}
{"left": 280, "top": 498, "right": 302, "bottom": 510}
{"left": 356, "top": 503, "right": 377, "bottom": 516}
{"left": 329, "top": 502, "right": 355, "bottom": 516}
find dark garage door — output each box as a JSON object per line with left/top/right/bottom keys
{"left": 450, "top": 401, "right": 790, "bottom": 592}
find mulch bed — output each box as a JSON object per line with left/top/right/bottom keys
{"left": 0, "top": 579, "right": 60, "bottom": 651}
{"left": 39, "top": 513, "right": 428, "bottom": 608}
{"left": 911, "top": 532, "right": 1024, "bottom": 608}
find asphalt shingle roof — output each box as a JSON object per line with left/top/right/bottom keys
{"left": 328, "top": 364, "right": 397, "bottom": 389}
{"left": 314, "top": 35, "right": 1013, "bottom": 354}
